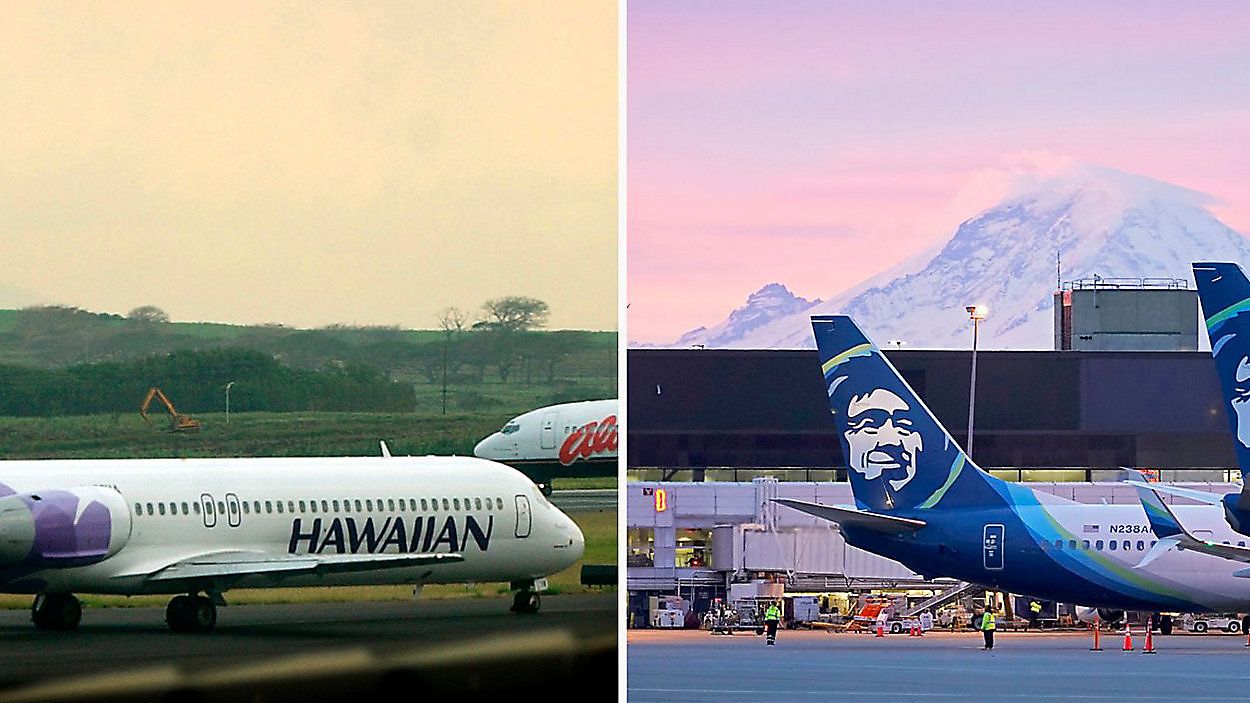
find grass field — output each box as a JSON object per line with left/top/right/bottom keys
{"left": 0, "top": 410, "right": 532, "bottom": 459}
{"left": 0, "top": 508, "right": 615, "bottom": 610}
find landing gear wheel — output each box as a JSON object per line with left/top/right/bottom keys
{"left": 166, "top": 595, "right": 216, "bottom": 632}
{"left": 31, "top": 593, "right": 82, "bottom": 631}
{"left": 510, "top": 590, "right": 540, "bottom": 614}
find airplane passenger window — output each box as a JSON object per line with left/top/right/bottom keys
{"left": 388, "top": 499, "right": 395, "bottom": 511}
{"left": 453, "top": 498, "right": 461, "bottom": 510}
{"left": 193, "top": 502, "right": 201, "bottom": 515}
{"left": 1054, "top": 540, "right": 1062, "bottom": 550}
{"left": 218, "top": 501, "right": 226, "bottom": 515}
{"left": 299, "top": 501, "right": 306, "bottom": 512}
{"left": 147, "top": 502, "right": 154, "bottom": 515}
{"left": 332, "top": 500, "right": 340, "bottom": 511}
{"left": 181, "top": 502, "right": 189, "bottom": 515}
{"left": 354, "top": 500, "right": 363, "bottom": 512}
{"left": 322, "top": 500, "right": 329, "bottom": 512}
{"left": 475, "top": 498, "right": 482, "bottom": 511}
{"left": 242, "top": 502, "right": 250, "bottom": 515}
{"left": 1137, "top": 541, "right": 1145, "bottom": 551}
{"left": 365, "top": 500, "right": 373, "bottom": 512}
{"left": 1081, "top": 540, "right": 1090, "bottom": 550}
{"left": 1108, "top": 541, "right": 1116, "bottom": 551}
{"left": 308, "top": 500, "right": 316, "bottom": 513}
{"left": 134, "top": 503, "right": 142, "bottom": 515}
{"left": 159, "top": 503, "right": 166, "bottom": 515}
{"left": 265, "top": 501, "right": 273, "bottom": 514}
{"left": 1095, "top": 540, "right": 1103, "bottom": 550}
{"left": 276, "top": 502, "right": 284, "bottom": 514}
{"left": 1068, "top": 540, "right": 1077, "bottom": 550}
{"left": 398, "top": 499, "right": 406, "bottom": 511}
{"left": 496, "top": 498, "right": 504, "bottom": 510}
{"left": 421, "top": 499, "right": 428, "bottom": 511}
{"left": 442, "top": 498, "right": 450, "bottom": 511}
{"left": 1121, "top": 540, "right": 1129, "bottom": 551}
{"left": 1150, "top": 540, "right": 1157, "bottom": 548}
{"left": 286, "top": 501, "right": 293, "bottom": 512}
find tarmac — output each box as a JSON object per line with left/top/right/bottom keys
{"left": 0, "top": 592, "right": 616, "bottom": 699}
{"left": 628, "top": 628, "right": 1250, "bottom": 702}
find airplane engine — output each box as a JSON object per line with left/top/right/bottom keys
{"left": 0, "top": 486, "right": 131, "bottom": 567}
{"left": 1074, "top": 606, "right": 1124, "bottom": 625}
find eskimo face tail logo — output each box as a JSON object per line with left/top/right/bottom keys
{"left": 844, "top": 388, "right": 922, "bottom": 491}
{"left": 1234, "top": 356, "right": 1250, "bottom": 449}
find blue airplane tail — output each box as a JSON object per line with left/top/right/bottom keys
{"left": 1192, "top": 262, "right": 1250, "bottom": 519}
{"left": 810, "top": 315, "right": 1005, "bottom": 513}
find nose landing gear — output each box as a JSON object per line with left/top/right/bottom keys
{"left": 510, "top": 579, "right": 542, "bottom": 614}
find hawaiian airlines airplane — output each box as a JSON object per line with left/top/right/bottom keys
{"left": 775, "top": 314, "right": 1250, "bottom": 621}
{"left": 474, "top": 399, "right": 617, "bottom": 483}
{"left": 0, "top": 455, "right": 583, "bottom": 631}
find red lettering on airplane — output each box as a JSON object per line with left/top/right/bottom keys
{"left": 558, "top": 415, "right": 618, "bottom": 465}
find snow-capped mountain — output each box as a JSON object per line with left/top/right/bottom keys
{"left": 672, "top": 283, "right": 820, "bottom": 348}
{"left": 668, "top": 164, "right": 1250, "bottom": 349}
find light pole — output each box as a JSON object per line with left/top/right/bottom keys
{"left": 225, "top": 381, "right": 235, "bottom": 424}
{"left": 965, "top": 305, "right": 986, "bottom": 459}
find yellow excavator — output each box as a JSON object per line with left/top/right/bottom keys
{"left": 139, "top": 387, "right": 201, "bottom": 432}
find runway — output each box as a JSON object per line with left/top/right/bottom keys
{"left": 629, "top": 629, "right": 1250, "bottom": 702}
{"left": 550, "top": 488, "right": 616, "bottom": 512}
{"left": 0, "top": 593, "right": 615, "bottom": 700}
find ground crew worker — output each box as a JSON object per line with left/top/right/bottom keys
{"left": 1028, "top": 600, "right": 1042, "bottom": 630}
{"left": 764, "top": 601, "right": 782, "bottom": 646}
{"left": 981, "top": 608, "right": 997, "bottom": 650}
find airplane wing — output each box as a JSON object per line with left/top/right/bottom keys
{"left": 1129, "top": 480, "right": 1250, "bottom": 575}
{"left": 116, "top": 550, "right": 464, "bottom": 584}
{"left": 773, "top": 499, "right": 926, "bottom": 534}
{"left": 1120, "top": 480, "right": 1223, "bottom": 506}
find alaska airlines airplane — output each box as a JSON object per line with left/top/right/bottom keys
{"left": 0, "top": 456, "right": 583, "bottom": 631}
{"left": 776, "top": 315, "right": 1250, "bottom": 617}
{"left": 474, "top": 399, "right": 617, "bottom": 483}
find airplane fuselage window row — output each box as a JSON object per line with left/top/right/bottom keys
{"left": 133, "top": 496, "right": 508, "bottom": 518}
{"left": 1043, "top": 538, "right": 1249, "bottom": 552}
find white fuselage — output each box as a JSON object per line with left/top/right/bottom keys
{"left": 0, "top": 456, "right": 584, "bottom": 596}
{"left": 475, "top": 399, "right": 617, "bottom": 468}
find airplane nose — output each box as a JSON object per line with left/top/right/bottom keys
{"left": 559, "top": 511, "right": 585, "bottom": 565}
{"left": 472, "top": 435, "right": 494, "bottom": 459}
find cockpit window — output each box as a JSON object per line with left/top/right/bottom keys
{"left": 500, "top": 422, "right": 521, "bottom": 435}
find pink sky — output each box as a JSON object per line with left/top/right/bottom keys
{"left": 627, "top": 0, "right": 1250, "bottom": 344}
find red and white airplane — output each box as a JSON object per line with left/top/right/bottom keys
{"left": 474, "top": 399, "right": 617, "bottom": 483}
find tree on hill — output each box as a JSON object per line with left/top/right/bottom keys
{"left": 127, "top": 305, "right": 170, "bottom": 323}
{"left": 477, "top": 296, "right": 549, "bottom": 332}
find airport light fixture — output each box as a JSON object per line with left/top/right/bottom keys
{"left": 225, "top": 381, "right": 235, "bottom": 423}
{"left": 965, "top": 305, "right": 986, "bottom": 460}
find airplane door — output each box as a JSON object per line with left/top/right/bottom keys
{"left": 225, "top": 493, "right": 241, "bottom": 528}
{"left": 200, "top": 493, "right": 217, "bottom": 528}
{"left": 540, "top": 412, "right": 558, "bottom": 450}
{"left": 983, "top": 524, "right": 1004, "bottom": 570}
{"left": 515, "top": 495, "right": 532, "bottom": 538}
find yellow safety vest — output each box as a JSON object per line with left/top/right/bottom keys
{"left": 1030, "top": 601, "right": 1041, "bottom": 613}
{"left": 765, "top": 606, "right": 781, "bottom": 621}
{"left": 982, "top": 612, "right": 996, "bottom": 630}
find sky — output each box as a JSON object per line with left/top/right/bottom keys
{"left": 627, "top": 0, "right": 1250, "bottom": 344}
{"left": 0, "top": 1, "right": 616, "bottom": 330}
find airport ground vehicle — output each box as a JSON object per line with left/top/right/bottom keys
{"left": 1182, "top": 613, "right": 1245, "bottom": 634}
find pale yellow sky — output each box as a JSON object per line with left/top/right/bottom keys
{"left": 0, "top": 1, "right": 617, "bottom": 330}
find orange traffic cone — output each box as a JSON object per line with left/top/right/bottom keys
{"left": 876, "top": 621, "right": 885, "bottom": 637}
{"left": 1089, "top": 620, "right": 1102, "bottom": 651}
{"left": 909, "top": 620, "right": 918, "bottom": 637}
{"left": 1122, "top": 624, "right": 1133, "bottom": 651}
{"left": 1143, "top": 624, "right": 1156, "bottom": 654}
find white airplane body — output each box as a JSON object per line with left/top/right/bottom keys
{"left": 474, "top": 399, "right": 617, "bottom": 481}
{"left": 0, "top": 456, "right": 583, "bottom": 630}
